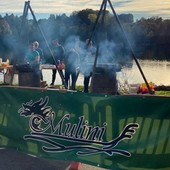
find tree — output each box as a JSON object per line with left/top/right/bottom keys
{"left": 0, "top": 18, "right": 12, "bottom": 60}
{"left": 0, "top": 18, "right": 11, "bottom": 35}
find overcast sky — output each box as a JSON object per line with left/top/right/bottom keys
{"left": 0, "top": 0, "right": 170, "bottom": 20}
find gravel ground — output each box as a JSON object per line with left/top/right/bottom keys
{"left": 0, "top": 149, "right": 107, "bottom": 170}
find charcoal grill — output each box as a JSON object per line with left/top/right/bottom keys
{"left": 16, "top": 64, "right": 40, "bottom": 87}
{"left": 91, "top": 63, "right": 121, "bottom": 95}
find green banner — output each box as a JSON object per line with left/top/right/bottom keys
{"left": 0, "top": 86, "right": 170, "bottom": 169}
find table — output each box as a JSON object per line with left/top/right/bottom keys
{"left": 0, "top": 64, "right": 61, "bottom": 85}
{"left": 40, "top": 64, "right": 56, "bottom": 70}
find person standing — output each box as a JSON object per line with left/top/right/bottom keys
{"left": 64, "top": 48, "right": 80, "bottom": 90}
{"left": 33, "top": 41, "right": 44, "bottom": 81}
{"left": 50, "top": 39, "right": 65, "bottom": 86}
{"left": 81, "top": 39, "right": 96, "bottom": 93}
{"left": 25, "top": 42, "right": 40, "bottom": 66}
{"left": 25, "top": 42, "right": 40, "bottom": 87}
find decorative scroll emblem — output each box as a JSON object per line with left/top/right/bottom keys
{"left": 18, "top": 97, "right": 139, "bottom": 157}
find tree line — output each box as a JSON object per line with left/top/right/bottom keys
{"left": 0, "top": 8, "right": 170, "bottom": 64}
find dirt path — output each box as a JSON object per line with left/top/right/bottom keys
{"left": 0, "top": 149, "right": 107, "bottom": 170}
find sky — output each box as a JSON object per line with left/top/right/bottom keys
{"left": 0, "top": 0, "right": 170, "bottom": 20}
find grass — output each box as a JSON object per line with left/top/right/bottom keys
{"left": 49, "top": 84, "right": 84, "bottom": 92}
{"left": 55, "top": 85, "right": 170, "bottom": 96}
{"left": 1, "top": 81, "right": 170, "bottom": 96}
{"left": 155, "top": 91, "right": 170, "bottom": 96}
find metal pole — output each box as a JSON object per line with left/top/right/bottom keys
{"left": 108, "top": 0, "right": 153, "bottom": 94}
{"left": 10, "top": 1, "right": 30, "bottom": 85}
{"left": 21, "top": 1, "right": 29, "bottom": 28}
{"left": 88, "top": 0, "right": 107, "bottom": 44}
{"left": 91, "top": 0, "right": 107, "bottom": 91}
{"left": 28, "top": 2, "right": 67, "bottom": 88}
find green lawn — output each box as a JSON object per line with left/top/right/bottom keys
{"left": 1, "top": 81, "right": 170, "bottom": 96}
{"left": 155, "top": 91, "right": 170, "bottom": 96}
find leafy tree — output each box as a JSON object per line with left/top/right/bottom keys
{"left": 0, "top": 18, "right": 11, "bottom": 35}
{"left": 1, "top": 9, "right": 170, "bottom": 60}
{"left": 0, "top": 18, "right": 12, "bottom": 60}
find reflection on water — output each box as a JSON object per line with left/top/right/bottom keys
{"left": 117, "top": 60, "right": 170, "bottom": 85}
{"left": 0, "top": 60, "right": 170, "bottom": 86}
{"left": 43, "top": 60, "right": 170, "bottom": 86}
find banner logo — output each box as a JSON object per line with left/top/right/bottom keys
{"left": 18, "top": 97, "right": 139, "bottom": 157}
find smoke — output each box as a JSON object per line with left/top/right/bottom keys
{"left": 0, "top": 34, "right": 28, "bottom": 64}
{"left": 64, "top": 35, "right": 84, "bottom": 72}
{"left": 98, "top": 39, "right": 116, "bottom": 64}
{"left": 62, "top": 34, "right": 134, "bottom": 77}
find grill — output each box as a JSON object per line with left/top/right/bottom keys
{"left": 15, "top": 64, "right": 33, "bottom": 72}
{"left": 91, "top": 64, "right": 121, "bottom": 95}
{"left": 16, "top": 64, "right": 40, "bottom": 87}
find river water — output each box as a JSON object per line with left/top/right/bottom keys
{"left": 1, "top": 60, "right": 170, "bottom": 86}
{"left": 42, "top": 60, "right": 170, "bottom": 86}
{"left": 116, "top": 60, "right": 170, "bottom": 86}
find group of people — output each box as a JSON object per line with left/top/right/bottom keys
{"left": 25, "top": 38, "right": 96, "bottom": 92}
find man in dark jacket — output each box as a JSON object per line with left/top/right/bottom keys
{"left": 50, "top": 39, "right": 65, "bottom": 85}
{"left": 64, "top": 48, "right": 80, "bottom": 90}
